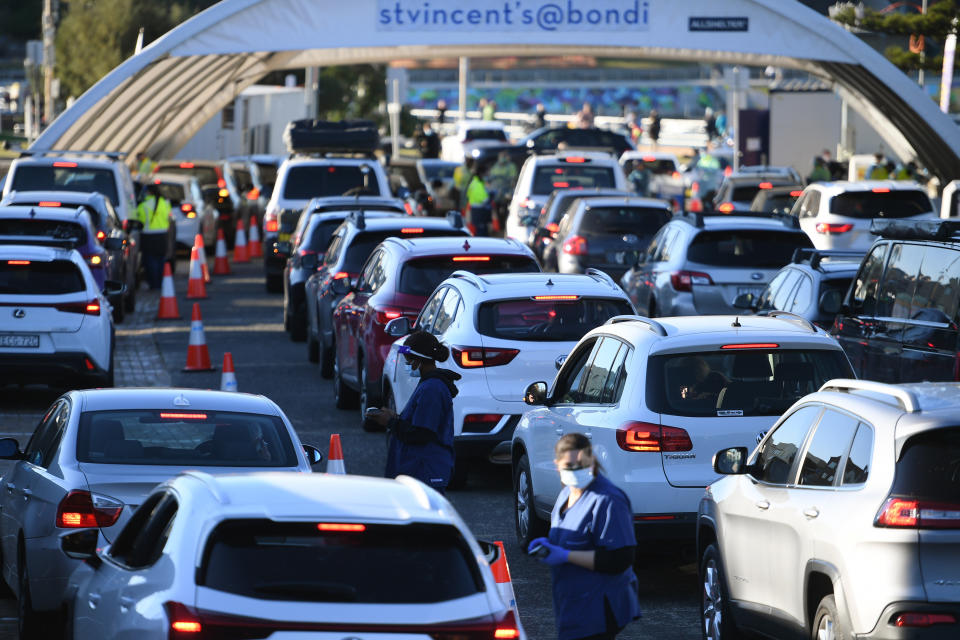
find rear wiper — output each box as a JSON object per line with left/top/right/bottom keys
{"left": 252, "top": 582, "right": 358, "bottom": 601}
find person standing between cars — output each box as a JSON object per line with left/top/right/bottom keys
{"left": 370, "top": 331, "right": 460, "bottom": 494}
{"left": 454, "top": 156, "right": 474, "bottom": 210}
{"left": 528, "top": 433, "right": 641, "bottom": 640}
{"left": 467, "top": 163, "right": 493, "bottom": 236}
{"left": 436, "top": 99, "right": 448, "bottom": 125}
{"left": 135, "top": 183, "right": 173, "bottom": 289}
{"left": 808, "top": 156, "right": 831, "bottom": 183}
{"left": 135, "top": 151, "right": 155, "bottom": 180}
{"left": 866, "top": 152, "right": 889, "bottom": 180}
{"left": 648, "top": 109, "right": 661, "bottom": 147}
{"left": 489, "top": 150, "right": 518, "bottom": 226}
{"left": 417, "top": 121, "right": 441, "bottom": 159}
{"left": 534, "top": 103, "right": 548, "bottom": 129}
{"left": 627, "top": 160, "right": 651, "bottom": 197}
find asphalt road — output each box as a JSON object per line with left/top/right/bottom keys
{"left": 0, "top": 257, "right": 700, "bottom": 639}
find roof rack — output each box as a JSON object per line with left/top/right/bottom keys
{"left": 450, "top": 270, "right": 488, "bottom": 292}
{"left": 790, "top": 248, "right": 864, "bottom": 269}
{"left": 758, "top": 309, "right": 817, "bottom": 333}
{"left": 818, "top": 379, "right": 920, "bottom": 413}
{"left": 603, "top": 314, "right": 668, "bottom": 336}
{"left": 584, "top": 268, "right": 619, "bottom": 291}
{"left": 347, "top": 209, "right": 366, "bottom": 229}
{"left": 871, "top": 218, "right": 960, "bottom": 241}
{"left": 18, "top": 149, "right": 127, "bottom": 161}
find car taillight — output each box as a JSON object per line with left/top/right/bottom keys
{"left": 790, "top": 190, "right": 803, "bottom": 197}
{"left": 724, "top": 166, "right": 733, "bottom": 176}
{"left": 815, "top": 223, "right": 853, "bottom": 234}
{"left": 758, "top": 182, "right": 773, "bottom": 189}
{"left": 55, "top": 300, "right": 102, "bottom": 315}
{"left": 56, "top": 490, "right": 122, "bottom": 528}
{"left": 546, "top": 222, "right": 559, "bottom": 233}
{"left": 616, "top": 422, "right": 692, "bottom": 452}
{"left": 894, "top": 613, "right": 956, "bottom": 627}
{"left": 562, "top": 235, "right": 588, "bottom": 255}
{"left": 374, "top": 307, "right": 405, "bottom": 324}
{"left": 672, "top": 171, "right": 681, "bottom": 180}
{"left": 298, "top": 248, "right": 318, "bottom": 257}
{"left": 332, "top": 271, "right": 350, "bottom": 280}
{"left": 464, "top": 414, "right": 502, "bottom": 430}
{"left": 95, "top": 230, "right": 106, "bottom": 241}
{"left": 264, "top": 211, "right": 279, "bottom": 233}
{"left": 875, "top": 497, "right": 960, "bottom": 529}
{"left": 404, "top": 202, "right": 414, "bottom": 215}
{"left": 180, "top": 203, "right": 196, "bottom": 218}
{"left": 670, "top": 270, "right": 713, "bottom": 292}
{"left": 85, "top": 252, "right": 104, "bottom": 267}
{"left": 717, "top": 202, "right": 735, "bottom": 213}
{"left": 452, "top": 347, "right": 519, "bottom": 368}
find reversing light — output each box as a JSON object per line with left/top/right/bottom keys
{"left": 38, "top": 201, "right": 61, "bottom": 207}
{"left": 721, "top": 343, "right": 779, "bottom": 349}
{"left": 452, "top": 256, "right": 490, "bottom": 262}
{"left": 159, "top": 412, "right": 208, "bottom": 420}
{"left": 533, "top": 295, "right": 580, "bottom": 301}
{"left": 53, "top": 161, "right": 78, "bottom": 168}
{"left": 317, "top": 523, "right": 366, "bottom": 532}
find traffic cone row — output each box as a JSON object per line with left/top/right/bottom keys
{"left": 220, "top": 351, "right": 237, "bottom": 391}
{"left": 194, "top": 234, "right": 211, "bottom": 284}
{"left": 186, "top": 246, "right": 207, "bottom": 300}
{"left": 213, "top": 228, "right": 231, "bottom": 275}
{"left": 183, "top": 303, "right": 215, "bottom": 372}
{"left": 248, "top": 215, "right": 262, "bottom": 258}
{"left": 234, "top": 219, "right": 249, "bottom": 263}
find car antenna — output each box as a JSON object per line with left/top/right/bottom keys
{"left": 732, "top": 316, "right": 742, "bottom": 328}
{"left": 462, "top": 239, "right": 471, "bottom": 252}
{"left": 546, "top": 278, "right": 554, "bottom": 287}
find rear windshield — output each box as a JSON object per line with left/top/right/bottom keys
{"left": 891, "top": 427, "right": 960, "bottom": 503}
{"left": 581, "top": 206, "right": 669, "bottom": 235}
{"left": 75, "top": 410, "right": 299, "bottom": 467}
{"left": 303, "top": 219, "right": 346, "bottom": 254}
{"left": 464, "top": 129, "right": 507, "bottom": 142}
{"left": 11, "top": 166, "right": 119, "bottom": 207}
{"left": 233, "top": 168, "right": 254, "bottom": 191}
{"left": 423, "top": 164, "right": 457, "bottom": 182}
{"left": 0, "top": 260, "right": 85, "bottom": 294}
{"left": 829, "top": 190, "right": 932, "bottom": 218}
{"left": 646, "top": 349, "right": 853, "bottom": 417}
{"left": 687, "top": 230, "right": 813, "bottom": 268}
{"left": 341, "top": 229, "right": 465, "bottom": 273}
{"left": 0, "top": 219, "right": 87, "bottom": 245}
{"left": 199, "top": 520, "right": 483, "bottom": 603}
{"left": 532, "top": 166, "right": 615, "bottom": 195}
{"left": 628, "top": 159, "right": 676, "bottom": 175}
{"left": 399, "top": 255, "right": 539, "bottom": 296}
{"left": 256, "top": 163, "right": 278, "bottom": 187}
{"left": 478, "top": 297, "right": 633, "bottom": 341}
{"left": 155, "top": 165, "right": 219, "bottom": 187}
{"left": 753, "top": 193, "right": 799, "bottom": 213}
{"left": 731, "top": 186, "right": 765, "bottom": 203}
{"left": 283, "top": 165, "right": 381, "bottom": 199}
{"left": 154, "top": 183, "right": 186, "bottom": 203}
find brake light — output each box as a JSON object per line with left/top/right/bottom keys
{"left": 724, "top": 166, "right": 733, "bottom": 176}
{"left": 159, "top": 412, "right": 208, "bottom": 420}
{"left": 894, "top": 613, "right": 956, "bottom": 627}
{"left": 332, "top": 271, "right": 350, "bottom": 280}
{"left": 53, "top": 161, "right": 77, "bottom": 168}
{"left": 546, "top": 222, "right": 559, "bottom": 233}
{"left": 217, "top": 178, "right": 226, "bottom": 189}
{"left": 562, "top": 235, "right": 588, "bottom": 255}
{"left": 179, "top": 162, "right": 195, "bottom": 169}
{"left": 55, "top": 300, "right": 101, "bottom": 315}
{"left": 246, "top": 187, "right": 260, "bottom": 200}
{"left": 815, "top": 223, "right": 853, "bottom": 234}
{"left": 533, "top": 295, "right": 579, "bottom": 301}
{"left": 452, "top": 347, "right": 519, "bottom": 368}
{"left": 298, "top": 249, "right": 318, "bottom": 258}
{"left": 642, "top": 155, "right": 657, "bottom": 162}
{"left": 7, "top": 260, "right": 29, "bottom": 265}
{"left": 553, "top": 181, "right": 570, "bottom": 188}
{"left": 403, "top": 201, "right": 414, "bottom": 215}
{"left": 375, "top": 307, "right": 404, "bottom": 324}
{"left": 401, "top": 228, "right": 424, "bottom": 234}
{"left": 717, "top": 202, "right": 735, "bottom": 213}
{"left": 56, "top": 490, "right": 122, "bottom": 528}
{"left": 96, "top": 230, "right": 106, "bottom": 241}
{"left": 672, "top": 171, "right": 681, "bottom": 180}
{"left": 563, "top": 156, "right": 586, "bottom": 163}
{"left": 790, "top": 190, "right": 803, "bottom": 197}
{"left": 670, "top": 270, "right": 713, "bottom": 292}
{"left": 265, "top": 220, "right": 278, "bottom": 233}
{"left": 875, "top": 497, "right": 960, "bottom": 529}
{"left": 721, "top": 343, "right": 779, "bottom": 349}
{"left": 317, "top": 523, "right": 366, "bottom": 532}
{"left": 758, "top": 182, "right": 773, "bottom": 189}
{"left": 180, "top": 203, "right": 194, "bottom": 213}
{"left": 616, "top": 422, "right": 692, "bottom": 452}
{"left": 38, "top": 201, "right": 61, "bottom": 207}
{"left": 452, "top": 256, "right": 490, "bottom": 262}
{"left": 872, "top": 187, "right": 891, "bottom": 193}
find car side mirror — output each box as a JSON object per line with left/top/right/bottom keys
{"left": 302, "top": 444, "right": 324, "bottom": 467}
{"left": 60, "top": 528, "right": 100, "bottom": 562}
{"left": 103, "top": 280, "right": 126, "bottom": 297}
{"left": 123, "top": 219, "right": 143, "bottom": 233}
{"left": 300, "top": 253, "right": 319, "bottom": 271}
{"left": 103, "top": 236, "right": 124, "bottom": 251}
{"left": 0, "top": 438, "right": 21, "bottom": 459}
{"left": 330, "top": 277, "right": 352, "bottom": 296}
{"left": 476, "top": 539, "right": 501, "bottom": 566}
{"left": 385, "top": 317, "right": 411, "bottom": 337}
{"left": 275, "top": 241, "right": 293, "bottom": 258}
{"left": 713, "top": 447, "right": 749, "bottom": 475}
{"left": 732, "top": 293, "right": 756, "bottom": 311}
{"left": 818, "top": 289, "right": 842, "bottom": 315}
{"left": 524, "top": 381, "right": 548, "bottom": 405}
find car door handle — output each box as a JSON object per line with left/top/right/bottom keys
{"left": 119, "top": 596, "right": 135, "bottom": 610}
{"left": 88, "top": 593, "right": 101, "bottom": 608}
{"left": 803, "top": 507, "right": 820, "bottom": 519}
{"left": 19, "top": 488, "right": 32, "bottom": 497}
{"left": 4, "top": 483, "right": 13, "bottom": 492}
{"left": 755, "top": 500, "right": 770, "bottom": 510}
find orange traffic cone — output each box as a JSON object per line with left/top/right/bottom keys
{"left": 326, "top": 434, "right": 345, "bottom": 474}
{"left": 183, "top": 303, "right": 215, "bottom": 372}
{"left": 490, "top": 540, "right": 523, "bottom": 634}
{"left": 194, "top": 234, "right": 210, "bottom": 284}
{"left": 186, "top": 246, "right": 208, "bottom": 299}
{"left": 248, "top": 215, "right": 262, "bottom": 258}
{"left": 220, "top": 352, "right": 237, "bottom": 391}
{"left": 156, "top": 262, "right": 180, "bottom": 320}
{"left": 234, "top": 219, "right": 249, "bottom": 263}
{"left": 213, "top": 228, "right": 230, "bottom": 275}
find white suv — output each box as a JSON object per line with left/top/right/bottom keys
{"left": 511, "top": 313, "right": 854, "bottom": 548}
{"left": 792, "top": 180, "right": 936, "bottom": 251}
{"left": 0, "top": 245, "right": 117, "bottom": 387}
{"left": 506, "top": 151, "right": 628, "bottom": 246}
{"left": 699, "top": 380, "right": 960, "bottom": 640}
{"left": 381, "top": 269, "right": 635, "bottom": 484}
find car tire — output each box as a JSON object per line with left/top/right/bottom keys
{"left": 266, "top": 273, "right": 282, "bottom": 293}
{"left": 18, "top": 547, "right": 39, "bottom": 640}
{"left": 319, "top": 339, "right": 335, "bottom": 379}
{"left": 306, "top": 328, "right": 320, "bottom": 363}
{"left": 700, "top": 543, "right": 742, "bottom": 640}
{"left": 333, "top": 350, "right": 358, "bottom": 410}
{"left": 812, "top": 594, "right": 849, "bottom": 640}
{"left": 513, "top": 453, "right": 548, "bottom": 550}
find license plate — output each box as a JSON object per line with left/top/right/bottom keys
{"left": 0, "top": 334, "right": 39, "bottom": 348}
{"left": 277, "top": 233, "right": 290, "bottom": 242}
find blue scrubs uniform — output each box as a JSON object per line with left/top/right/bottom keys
{"left": 549, "top": 474, "right": 641, "bottom": 640}
{"left": 384, "top": 377, "right": 455, "bottom": 492}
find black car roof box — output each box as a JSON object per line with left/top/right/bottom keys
{"left": 283, "top": 119, "right": 380, "bottom": 155}
{"left": 871, "top": 218, "right": 960, "bottom": 241}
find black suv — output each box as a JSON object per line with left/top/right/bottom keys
{"left": 529, "top": 188, "right": 630, "bottom": 261}
{"left": 834, "top": 219, "right": 960, "bottom": 382}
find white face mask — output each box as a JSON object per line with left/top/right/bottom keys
{"left": 559, "top": 467, "right": 594, "bottom": 488}
{"left": 404, "top": 357, "right": 421, "bottom": 378}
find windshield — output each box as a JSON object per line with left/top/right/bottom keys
{"left": 464, "top": 129, "right": 507, "bottom": 142}
{"left": 532, "top": 166, "right": 616, "bottom": 195}
{"left": 581, "top": 206, "right": 669, "bottom": 235}
{"left": 647, "top": 349, "right": 853, "bottom": 417}
{"left": 283, "top": 165, "right": 380, "bottom": 200}
{"left": 11, "top": 166, "right": 119, "bottom": 207}
{"left": 628, "top": 159, "right": 676, "bottom": 175}
{"left": 687, "top": 230, "right": 813, "bottom": 268}
{"left": 199, "top": 520, "right": 483, "bottom": 603}
{"left": 829, "top": 190, "right": 932, "bottom": 218}
{"left": 478, "top": 297, "right": 633, "bottom": 341}
{"left": 398, "top": 255, "right": 539, "bottom": 296}
{"left": 75, "top": 410, "right": 299, "bottom": 467}
{"left": 0, "top": 260, "right": 85, "bottom": 295}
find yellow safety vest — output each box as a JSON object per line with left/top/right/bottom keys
{"left": 136, "top": 196, "right": 171, "bottom": 233}
{"left": 467, "top": 176, "right": 489, "bottom": 207}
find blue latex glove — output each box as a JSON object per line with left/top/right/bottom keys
{"left": 527, "top": 537, "right": 569, "bottom": 566}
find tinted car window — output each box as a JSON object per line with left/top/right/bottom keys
{"left": 302, "top": 218, "right": 346, "bottom": 255}
{"left": 842, "top": 423, "right": 872, "bottom": 485}
{"left": 556, "top": 339, "right": 599, "bottom": 404}
{"left": 0, "top": 260, "right": 85, "bottom": 294}
{"left": 771, "top": 270, "right": 802, "bottom": 311}
{"left": 731, "top": 186, "right": 764, "bottom": 203}
{"left": 12, "top": 166, "right": 120, "bottom": 206}
{"left": 790, "top": 275, "right": 814, "bottom": 314}
{"left": 876, "top": 243, "right": 923, "bottom": 319}
{"left": 798, "top": 409, "right": 860, "bottom": 487}
{"left": 687, "top": 230, "right": 813, "bottom": 268}
{"left": 463, "top": 129, "right": 506, "bottom": 142}
{"left": 909, "top": 246, "right": 960, "bottom": 326}
{"left": 76, "top": 410, "right": 299, "bottom": 467}
{"left": 416, "top": 288, "right": 446, "bottom": 332}
{"left": 891, "top": 427, "right": 960, "bottom": 502}
{"left": 850, "top": 244, "right": 888, "bottom": 316}
{"left": 0, "top": 219, "right": 87, "bottom": 245}
{"left": 628, "top": 159, "right": 676, "bottom": 175}
{"left": 199, "top": 520, "right": 483, "bottom": 603}
{"left": 477, "top": 297, "right": 633, "bottom": 341}
{"left": 647, "top": 349, "right": 853, "bottom": 417}
{"left": 532, "top": 166, "right": 615, "bottom": 196}
{"left": 580, "top": 337, "right": 624, "bottom": 404}
{"left": 255, "top": 163, "right": 278, "bottom": 189}
{"left": 283, "top": 166, "right": 380, "bottom": 199}
{"left": 829, "top": 190, "right": 932, "bottom": 218}
{"left": 580, "top": 206, "right": 669, "bottom": 235}
{"left": 753, "top": 405, "right": 822, "bottom": 484}
{"left": 432, "top": 289, "right": 461, "bottom": 335}
{"left": 154, "top": 165, "right": 219, "bottom": 187}
{"left": 342, "top": 229, "right": 467, "bottom": 274}
{"left": 397, "top": 255, "right": 538, "bottom": 296}
{"left": 155, "top": 183, "right": 187, "bottom": 203}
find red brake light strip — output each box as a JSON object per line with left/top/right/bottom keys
{"left": 159, "top": 412, "right": 208, "bottom": 420}
{"left": 721, "top": 343, "right": 779, "bottom": 349}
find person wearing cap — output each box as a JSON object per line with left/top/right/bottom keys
{"left": 528, "top": 432, "right": 641, "bottom": 640}
{"left": 368, "top": 331, "right": 461, "bottom": 493}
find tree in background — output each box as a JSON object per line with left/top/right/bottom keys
{"left": 316, "top": 65, "right": 387, "bottom": 123}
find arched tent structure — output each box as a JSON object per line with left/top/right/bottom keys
{"left": 32, "top": 0, "right": 960, "bottom": 181}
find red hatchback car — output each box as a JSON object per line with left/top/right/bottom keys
{"left": 331, "top": 237, "right": 540, "bottom": 419}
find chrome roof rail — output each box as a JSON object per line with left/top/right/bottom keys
{"left": 585, "top": 268, "right": 619, "bottom": 291}
{"left": 603, "top": 314, "right": 667, "bottom": 336}
{"left": 759, "top": 310, "right": 817, "bottom": 333}
{"left": 818, "top": 378, "right": 920, "bottom": 413}
{"left": 450, "top": 270, "right": 488, "bottom": 292}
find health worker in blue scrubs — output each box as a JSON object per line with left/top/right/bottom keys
{"left": 528, "top": 433, "right": 641, "bottom": 640}
{"left": 369, "top": 331, "right": 460, "bottom": 494}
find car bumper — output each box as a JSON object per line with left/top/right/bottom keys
{"left": 0, "top": 352, "right": 109, "bottom": 385}
{"left": 455, "top": 414, "right": 521, "bottom": 462}
{"left": 264, "top": 240, "right": 286, "bottom": 276}
{"left": 24, "top": 531, "right": 85, "bottom": 611}
{"left": 860, "top": 602, "right": 960, "bottom": 639}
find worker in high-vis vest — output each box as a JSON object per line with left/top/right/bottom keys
{"left": 136, "top": 184, "right": 173, "bottom": 289}
{"left": 135, "top": 151, "right": 155, "bottom": 180}
{"left": 466, "top": 163, "right": 493, "bottom": 236}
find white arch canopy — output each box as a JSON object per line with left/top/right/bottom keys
{"left": 32, "top": 0, "right": 960, "bottom": 181}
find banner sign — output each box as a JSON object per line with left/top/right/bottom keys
{"left": 689, "top": 17, "right": 749, "bottom": 32}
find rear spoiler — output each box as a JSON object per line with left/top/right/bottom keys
{"left": 0, "top": 236, "right": 80, "bottom": 249}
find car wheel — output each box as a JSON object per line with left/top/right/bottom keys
{"left": 306, "top": 328, "right": 319, "bottom": 363}
{"left": 319, "top": 338, "right": 334, "bottom": 379}
{"left": 700, "top": 543, "right": 742, "bottom": 640}
{"left": 333, "top": 350, "right": 358, "bottom": 410}
{"left": 18, "top": 547, "right": 39, "bottom": 639}
{"left": 812, "top": 595, "right": 849, "bottom": 640}
{"left": 513, "top": 454, "right": 548, "bottom": 549}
